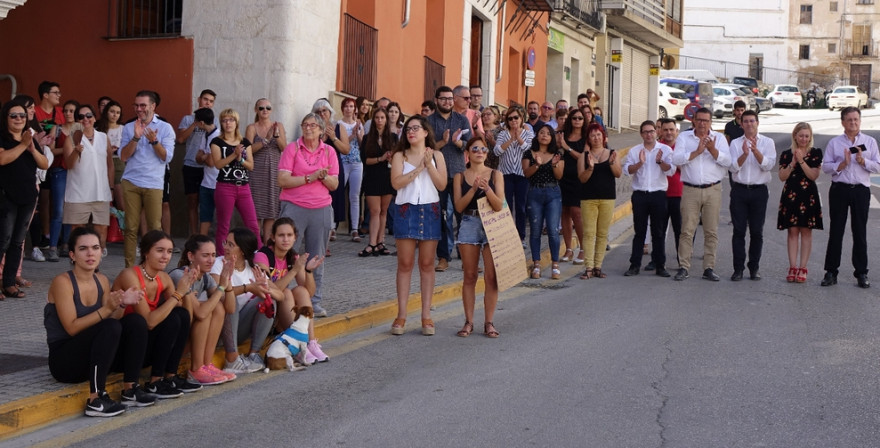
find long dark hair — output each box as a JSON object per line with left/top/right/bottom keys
{"left": 362, "top": 108, "right": 394, "bottom": 158}
{"left": 178, "top": 234, "right": 215, "bottom": 268}
{"left": 266, "top": 217, "right": 298, "bottom": 270}
{"left": 0, "top": 102, "right": 26, "bottom": 142}
{"left": 139, "top": 230, "right": 173, "bottom": 265}
{"left": 228, "top": 227, "right": 259, "bottom": 268}
{"left": 11, "top": 95, "right": 41, "bottom": 132}
{"left": 96, "top": 100, "right": 123, "bottom": 133}
{"left": 530, "top": 123, "right": 560, "bottom": 154}
{"left": 394, "top": 115, "right": 436, "bottom": 155}
{"left": 561, "top": 108, "right": 586, "bottom": 143}
{"left": 355, "top": 96, "right": 371, "bottom": 122}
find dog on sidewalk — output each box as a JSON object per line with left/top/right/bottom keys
{"left": 266, "top": 306, "right": 313, "bottom": 371}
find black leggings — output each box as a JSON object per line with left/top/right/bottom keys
{"left": 144, "top": 307, "right": 190, "bottom": 378}
{"left": 48, "top": 319, "right": 121, "bottom": 394}
{"left": 111, "top": 313, "right": 149, "bottom": 383}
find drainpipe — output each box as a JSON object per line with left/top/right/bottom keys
{"left": 495, "top": 1, "right": 507, "bottom": 83}
{"left": 402, "top": 0, "right": 410, "bottom": 28}
{"left": 0, "top": 74, "right": 17, "bottom": 99}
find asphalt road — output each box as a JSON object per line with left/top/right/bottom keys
{"left": 11, "top": 111, "right": 880, "bottom": 448}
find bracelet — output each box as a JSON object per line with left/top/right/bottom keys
{"left": 96, "top": 309, "right": 104, "bottom": 320}
{"left": 172, "top": 291, "right": 183, "bottom": 303}
{"left": 218, "top": 285, "right": 226, "bottom": 293}
{"left": 305, "top": 269, "right": 313, "bottom": 274}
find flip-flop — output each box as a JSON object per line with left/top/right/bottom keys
{"left": 15, "top": 277, "right": 32, "bottom": 288}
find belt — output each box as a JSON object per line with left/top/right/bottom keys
{"left": 732, "top": 181, "right": 767, "bottom": 190}
{"left": 462, "top": 209, "right": 481, "bottom": 217}
{"left": 831, "top": 181, "right": 867, "bottom": 189}
{"left": 531, "top": 182, "right": 557, "bottom": 188}
{"left": 220, "top": 180, "right": 248, "bottom": 186}
{"left": 683, "top": 181, "right": 720, "bottom": 189}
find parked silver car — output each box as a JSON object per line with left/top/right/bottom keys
{"left": 714, "top": 84, "right": 757, "bottom": 111}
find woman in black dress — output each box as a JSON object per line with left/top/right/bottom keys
{"left": 358, "top": 108, "right": 396, "bottom": 256}
{"left": 556, "top": 108, "right": 587, "bottom": 265}
{"left": 777, "top": 122, "right": 823, "bottom": 283}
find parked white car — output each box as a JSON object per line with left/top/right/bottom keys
{"left": 766, "top": 84, "right": 802, "bottom": 108}
{"left": 659, "top": 85, "right": 689, "bottom": 120}
{"left": 713, "top": 96, "right": 734, "bottom": 119}
{"left": 827, "top": 86, "right": 869, "bottom": 110}
{"left": 713, "top": 84, "right": 756, "bottom": 111}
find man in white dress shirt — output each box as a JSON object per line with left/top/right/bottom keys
{"left": 727, "top": 110, "right": 775, "bottom": 281}
{"left": 671, "top": 107, "right": 731, "bottom": 281}
{"left": 623, "top": 120, "right": 676, "bottom": 277}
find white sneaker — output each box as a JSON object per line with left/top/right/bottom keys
{"left": 246, "top": 352, "right": 265, "bottom": 371}
{"left": 224, "top": 355, "right": 255, "bottom": 375}
{"left": 31, "top": 247, "right": 45, "bottom": 262}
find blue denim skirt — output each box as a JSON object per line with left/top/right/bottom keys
{"left": 392, "top": 202, "right": 441, "bottom": 240}
{"left": 455, "top": 214, "right": 488, "bottom": 246}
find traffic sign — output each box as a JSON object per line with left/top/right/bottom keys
{"left": 684, "top": 102, "right": 700, "bottom": 121}
{"left": 525, "top": 78, "right": 535, "bottom": 87}
{"left": 525, "top": 70, "right": 536, "bottom": 79}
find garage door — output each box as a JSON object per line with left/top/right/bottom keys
{"left": 619, "top": 45, "right": 650, "bottom": 129}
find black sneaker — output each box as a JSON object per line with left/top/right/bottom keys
{"left": 85, "top": 391, "right": 127, "bottom": 417}
{"left": 121, "top": 383, "right": 158, "bottom": 407}
{"left": 146, "top": 378, "right": 184, "bottom": 399}
{"left": 168, "top": 374, "right": 203, "bottom": 393}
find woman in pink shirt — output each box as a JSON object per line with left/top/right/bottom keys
{"left": 277, "top": 112, "right": 340, "bottom": 318}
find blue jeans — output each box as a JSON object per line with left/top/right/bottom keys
{"left": 504, "top": 174, "right": 529, "bottom": 241}
{"left": 527, "top": 185, "right": 562, "bottom": 262}
{"left": 48, "top": 167, "right": 70, "bottom": 247}
{"left": 0, "top": 197, "right": 35, "bottom": 288}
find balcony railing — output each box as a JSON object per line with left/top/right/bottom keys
{"left": 552, "top": 0, "right": 605, "bottom": 32}
{"left": 845, "top": 40, "right": 878, "bottom": 58}
{"left": 599, "top": 0, "right": 665, "bottom": 29}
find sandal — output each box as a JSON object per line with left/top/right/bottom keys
{"left": 325, "top": 248, "right": 332, "bottom": 257}
{"left": 796, "top": 267, "right": 808, "bottom": 283}
{"left": 551, "top": 263, "right": 561, "bottom": 280}
{"left": 2, "top": 287, "right": 25, "bottom": 298}
{"left": 421, "top": 318, "right": 435, "bottom": 336}
{"left": 358, "top": 245, "right": 375, "bottom": 257}
{"left": 561, "top": 249, "right": 574, "bottom": 262}
{"left": 530, "top": 265, "right": 541, "bottom": 279}
{"left": 351, "top": 231, "right": 361, "bottom": 242}
{"left": 329, "top": 229, "right": 337, "bottom": 241}
{"left": 786, "top": 267, "right": 798, "bottom": 283}
{"left": 573, "top": 251, "right": 585, "bottom": 265}
{"left": 390, "top": 318, "right": 406, "bottom": 335}
{"left": 456, "top": 321, "right": 473, "bottom": 337}
{"left": 375, "top": 242, "right": 391, "bottom": 256}
{"left": 579, "top": 267, "right": 593, "bottom": 280}
{"left": 592, "top": 267, "right": 607, "bottom": 279}
{"left": 484, "top": 322, "right": 499, "bottom": 338}
{"left": 15, "top": 277, "right": 32, "bottom": 288}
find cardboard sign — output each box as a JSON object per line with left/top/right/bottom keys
{"left": 478, "top": 198, "right": 527, "bottom": 292}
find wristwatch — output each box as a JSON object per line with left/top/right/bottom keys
{"left": 149, "top": 140, "right": 159, "bottom": 145}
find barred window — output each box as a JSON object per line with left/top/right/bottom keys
{"left": 115, "top": 0, "right": 182, "bottom": 38}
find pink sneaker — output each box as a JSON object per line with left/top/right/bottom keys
{"left": 308, "top": 340, "right": 329, "bottom": 363}
{"left": 207, "top": 363, "right": 236, "bottom": 381}
{"left": 189, "top": 365, "right": 227, "bottom": 386}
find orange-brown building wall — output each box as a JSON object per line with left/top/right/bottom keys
{"left": 0, "top": 0, "right": 193, "bottom": 126}
{"left": 337, "top": 0, "right": 548, "bottom": 114}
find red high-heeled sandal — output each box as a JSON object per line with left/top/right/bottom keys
{"left": 796, "top": 267, "right": 807, "bottom": 283}
{"left": 786, "top": 267, "right": 798, "bottom": 283}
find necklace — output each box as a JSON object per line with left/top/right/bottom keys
{"left": 302, "top": 145, "right": 324, "bottom": 167}
{"left": 140, "top": 265, "right": 156, "bottom": 282}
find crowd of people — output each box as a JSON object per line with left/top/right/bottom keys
{"left": 1, "top": 80, "right": 878, "bottom": 419}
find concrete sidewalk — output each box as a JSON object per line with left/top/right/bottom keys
{"left": 0, "top": 130, "right": 643, "bottom": 439}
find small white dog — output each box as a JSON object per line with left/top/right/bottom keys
{"left": 266, "top": 307, "right": 313, "bottom": 371}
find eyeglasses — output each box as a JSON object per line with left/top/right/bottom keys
{"left": 134, "top": 103, "right": 150, "bottom": 109}
{"left": 318, "top": 109, "right": 330, "bottom": 114}
{"left": 76, "top": 113, "right": 95, "bottom": 120}
{"left": 506, "top": 116, "right": 521, "bottom": 121}
{"left": 436, "top": 96, "right": 454, "bottom": 102}
{"left": 302, "top": 122, "right": 321, "bottom": 130}
{"left": 693, "top": 118, "right": 711, "bottom": 123}
{"left": 471, "top": 94, "right": 483, "bottom": 98}
{"left": 469, "top": 146, "right": 489, "bottom": 153}
{"left": 258, "top": 106, "right": 272, "bottom": 111}
{"left": 221, "top": 118, "right": 236, "bottom": 123}
{"left": 49, "top": 91, "right": 61, "bottom": 96}
{"left": 570, "top": 116, "right": 584, "bottom": 121}
{"left": 405, "top": 125, "right": 423, "bottom": 134}
{"left": 457, "top": 95, "right": 471, "bottom": 100}
{"left": 8, "top": 113, "right": 27, "bottom": 119}
{"left": 541, "top": 106, "right": 553, "bottom": 110}
{"left": 640, "top": 129, "right": 656, "bottom": 134}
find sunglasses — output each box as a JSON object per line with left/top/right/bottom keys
{"left": 570, "top": 116, "right": 584, "bottom": 121}
{"left": 469, "top": 146, "right": 489, "bottom": 153}
{"left": 8, "top": 113, "right": 27, "bottom": 119}
{"left": 258, "top": 106, "right": 272, "bottom": 111}
{"left": 76, "top": 113, "right": 95, "bottom": 120}
{"left": 507, "top": 116, "right": 521, "bottom": 121}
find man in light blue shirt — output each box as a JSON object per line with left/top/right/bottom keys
{"left": 119, "top": 90, "right": 176, "bottom": 267}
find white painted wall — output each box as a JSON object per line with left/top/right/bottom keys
{"left": 681, "top": 0, "right": 789, "bottom": 71}
{"left": 182, "top": 0, "right": 340, "bottom": 139}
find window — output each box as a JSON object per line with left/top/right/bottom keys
{"left": 116, "top": 0, "right": 182, "bottom": 38}
{"left": 341, "top": 14, "right": 377, "bottom": 100}
{"left": 799, "top": 5, "right": 812, "bottom": 24}
{"left": 830, "top": 1, "right": 838, "bottom": 11}
{"left": 666, "top": 0, "right": 682, "bottom": 22}
{"left": 828, "top": 43, "right": 837, "bottom": 53}
{"left": 857, "top": 0, "right": 873, "bottom": 4}
{"left": 799, "top": 45, "right": 810, "bottom": 60}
